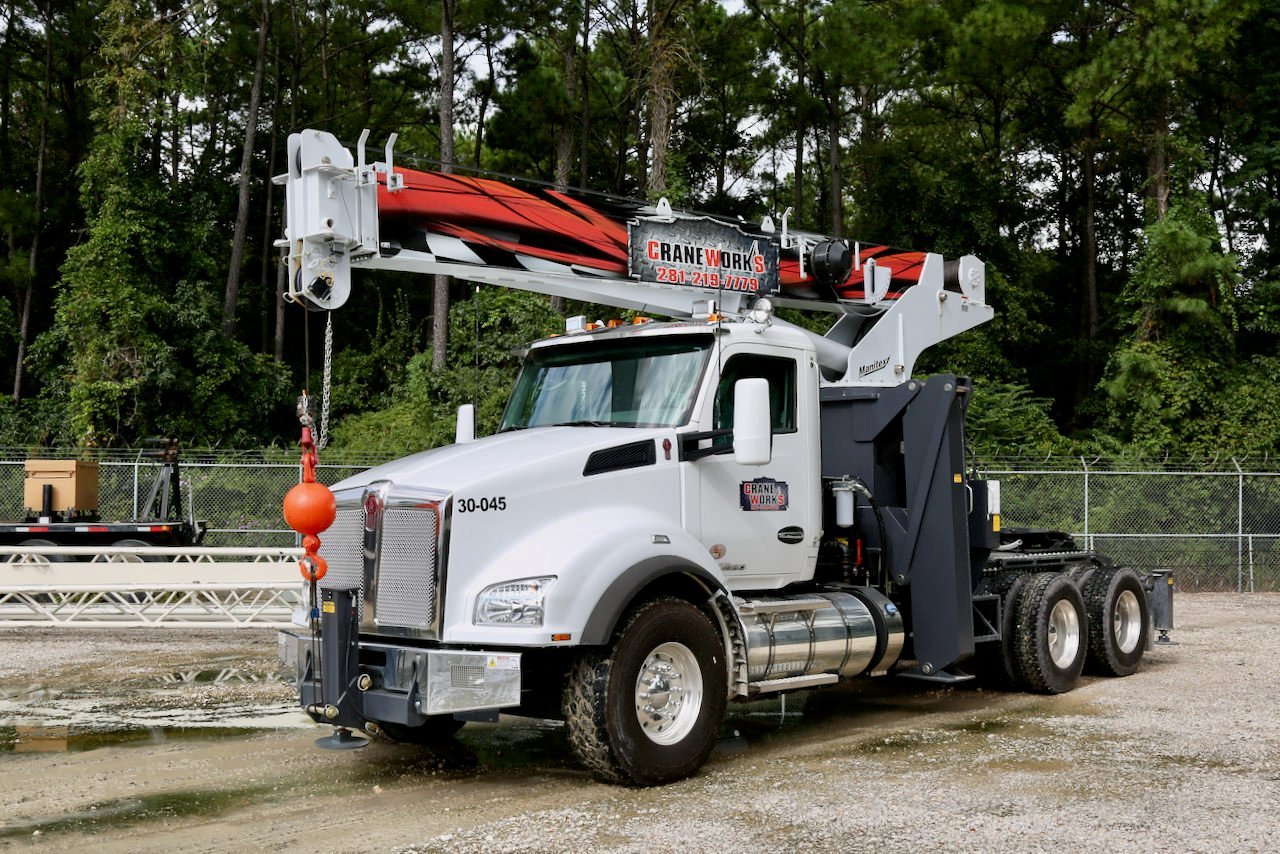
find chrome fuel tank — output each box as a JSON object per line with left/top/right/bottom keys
{"left": 738, "top": 588, "right": 904, "bottom": 683}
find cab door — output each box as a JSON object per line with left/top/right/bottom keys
{"left": 694, "top": 346, "right": 820, "bottom": 588}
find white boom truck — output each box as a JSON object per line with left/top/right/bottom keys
{"left": 277, "top": 130, "right": 1173, "bottom": 785}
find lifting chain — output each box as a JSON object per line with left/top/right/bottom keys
{"left": 318, "top": 312, "right": 333, "bottom": 451}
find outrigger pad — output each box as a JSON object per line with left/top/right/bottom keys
{"left": 315, "top": 728, "right": 368, "bottom": 750}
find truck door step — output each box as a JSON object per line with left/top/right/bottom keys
{"left": 898, "top": 667, "right": 976, "bottom": 685}
{"left": 747, "top": 673, "right": 840, "bottom": 695}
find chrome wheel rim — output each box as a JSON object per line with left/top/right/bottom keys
{"left": 634, "top": 641, "right": 703, "bottom": 746}
{"left": 1113, "top": 589, "right": 1142, "bottom": 653}
{"left": 1047, "top": 599, "right": 1081, "bottom": 669}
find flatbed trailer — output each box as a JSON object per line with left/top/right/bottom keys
{"left": 0, "top": 520, "right": 201, "bottom": 549}
{"left": 0, "top": 440, "right": 205, "bottom": 553}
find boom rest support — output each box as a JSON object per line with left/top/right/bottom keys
{"left": 820, "top": 374, "right": 975, "bottom": 675}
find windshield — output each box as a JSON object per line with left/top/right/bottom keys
{"left": 500, "top": 335, "right": 713, "bottom": 430}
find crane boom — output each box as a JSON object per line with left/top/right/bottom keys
{"left": 276, "top": 129, "right": 994, "bottom": 385}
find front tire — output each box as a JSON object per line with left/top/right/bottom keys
{"left": 563, "top": 596, "right": 727, "bottom": 786}
{"left": 1082, "top": 566, "right": 1149, "bottom": 677}
{"left": 1015, "top": 572, "right": 1087, "bottom": 694}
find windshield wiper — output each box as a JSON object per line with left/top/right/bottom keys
{"left": 549, "top": 420, "right": 613, "bottom": 427}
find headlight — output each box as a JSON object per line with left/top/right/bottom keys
{"left": 474, "top": 576, "right": 556, "bottom": 626}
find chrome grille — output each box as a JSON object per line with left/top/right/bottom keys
{"left": 374, "top": 507, "right": 439, "bottom": 629}
{"left": 319, "top": 505, "right": 365, "bottom": 618}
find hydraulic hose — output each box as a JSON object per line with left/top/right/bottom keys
{"left": 847, "top": 476, "right": 889, "bottom": 589}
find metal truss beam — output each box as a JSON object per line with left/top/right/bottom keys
{"left": 0, "top": 546, "right": 303, "bottom": 628}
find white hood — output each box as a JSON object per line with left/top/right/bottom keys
{"left": 331, "top": 426, "right": 672, "bottom": 497}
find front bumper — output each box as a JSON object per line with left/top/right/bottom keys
{"left": 279, "top": 587, "right": 521, "bottom": 731}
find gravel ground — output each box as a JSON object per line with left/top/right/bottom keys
{"left": 1, "top": 593, "right": 1278, "bottom": 852}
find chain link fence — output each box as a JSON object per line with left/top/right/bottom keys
{"left": 1, "top": 450, "right": 1276, "bottom": 592}
{"left": 978, "top": 458, "right": 1280, "bottom": 592}
{"left": 0, "top": 450, "right": 378, "bottom": 550}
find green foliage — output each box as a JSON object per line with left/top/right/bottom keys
{"left": 1214, "top": 2, "right": 1280, "bottom": 282}
{"left": 0, "top": 0, "right": 1277, "bottom": 460}
{"left": 673, "top": 2, "right": 769, "bottom": 212}
{"left": 327, "top": 288, "right": 422, "bottom": 420}
{"left": 1063, "top": 0, "right": 1246, "bottom": 132}
{"left": 484, "top": 38, "right": 576, "bottom": 180}
{"left": 1101, "top": 200, "right": 1243, "bottom": 452}
{"left": 1204, "top": 356, "right": 1280, "bottom": 456}
{"left": 32, "top": 1, "right": 290, "bottom": 447}
{"left": 330, "top": 289, "right": 561, "bottom": 455}
{"left": 966, "top": 380, "right": 1070, "bottom": 456}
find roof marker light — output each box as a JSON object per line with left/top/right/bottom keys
{"left": 750, "top": 298, "right": 774, "bottom": 327}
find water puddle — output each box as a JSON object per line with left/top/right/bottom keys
{"left": 0, "top": 691, "right": 310, "bottom": 732}
{"left": 0, "top": 785, "right": 277, "bottom": 840}
{"left": 0, "top": 723, "right": 279, "bottom": 754}
{"left": 155, "top": 668, "right": 284, "bottom": 686}
{"left": 0, "top": 667, "right": 309, "bottom": 757}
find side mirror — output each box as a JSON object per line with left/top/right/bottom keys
{"left": 732, "top": 378, "right": 772, "bottom": 465}
{"left": 455, "top": 404, "right": 476, "bottom": 444}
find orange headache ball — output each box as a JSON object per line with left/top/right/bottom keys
{"left": 283, "top": 481, "right": 336, "bottom": 536}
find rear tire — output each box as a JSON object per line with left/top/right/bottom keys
{"left": 1015, "top": 573, "right": 1086, "bottom": 694}
{"left": 110, "top": 538, "right": 166, "bottom": 562}
{"left": 1066, "top": 560, "right": 1098, "bottom": 589}
{"left": 1082, "top": 566, "right": 1149, "bottom": 677}
{"left": 563, "top": 596, "right": 727, "bottom": 786}
{"left": 18, "top": 538, "right": 70, "bottom": 562}
{"left": 16, "top": 538, "right": 66, "bottom": 603}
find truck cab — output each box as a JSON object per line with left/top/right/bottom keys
{"left": 496, "top": 318, "right": 823, "bottom": 590}
{"left": 308, "top": 318, "right": 821, "bottom": 640}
